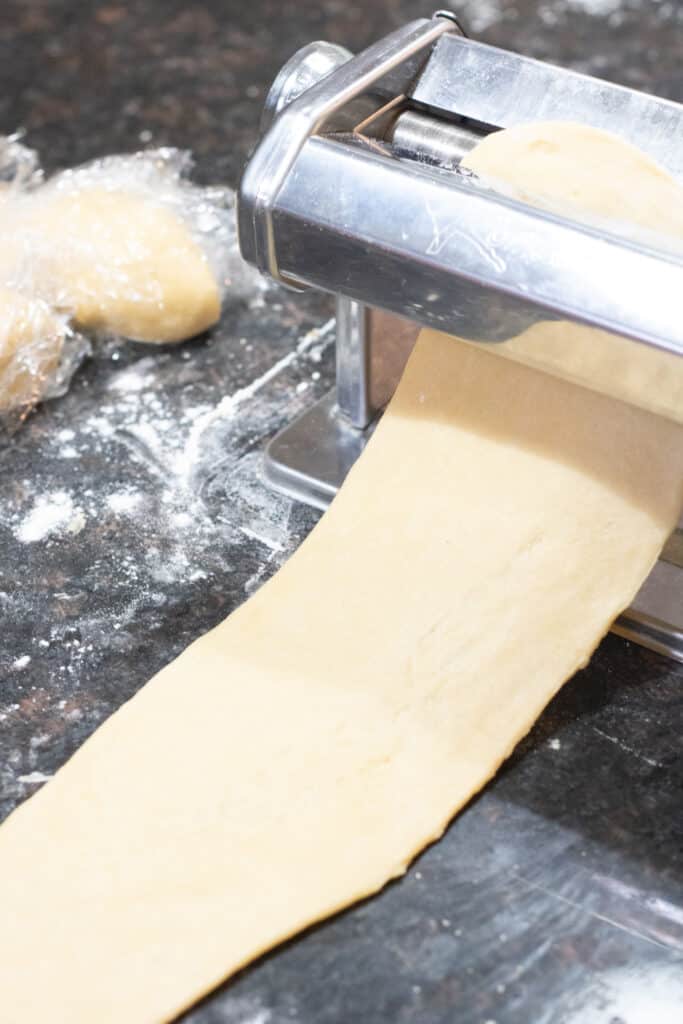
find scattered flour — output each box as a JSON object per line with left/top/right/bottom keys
{"left": 5, "top": 317, "right": 335, "bottom": 619}
{"left": 12, "top": 655, "right": 31, "bottom": 670}
{"left": 177, "top": 318, "right": 335, "bottom": 482}
{"left": 17, "top": 771, "right": 52, "bottom": 784}
{"left": 171, "top": 511, "right": 193, "bottom": 529}
{"left": 107, "top": 364, "right": 155, "bottom": 393}
{"left": 15, "top": 492, "right": 86, "bottom": 543}
{"left": 107, "top": 490, "right": 142, "bottom": 514}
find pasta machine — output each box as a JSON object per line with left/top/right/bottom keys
{"left": 238, "top": 11, "right": 683, "bottom": 661}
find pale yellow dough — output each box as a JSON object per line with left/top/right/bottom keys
{"left": 0, "top": 286, "right": 65, "bottom": 412}
{"left": 0, "top": 181, "right": 221, "bottom": 412}
{"left": 461, "top": 122, "right": 683, "bottom": 425}
{"left": 463, "top": 120, "right": 683, "bottom": 239}
{"left": 0, "top": 186, "right": 221, "bottom": 346}
{"left": 26, "top": 187, "right": 222, "bottom": 342}
{"left": 1, "top": 125, "right": 682, "bottom": 1022}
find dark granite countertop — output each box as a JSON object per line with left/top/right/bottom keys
{"left": 1, "top": 1, "right": 682, "bottom": 1021}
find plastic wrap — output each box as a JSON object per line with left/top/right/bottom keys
{"left": 0, "top": 134, "right": 258, "bottom": 426}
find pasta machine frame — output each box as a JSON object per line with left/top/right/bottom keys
{"left": 238, "top": 12, "right": 683, "bottom": 661}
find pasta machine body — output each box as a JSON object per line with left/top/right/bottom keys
{"left": 238, "top": 12, "right": 683, "bottom": 661}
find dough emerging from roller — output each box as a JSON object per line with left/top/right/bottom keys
{"left": 463, "top": 120, "right": 683, "bottom": 241}
{"left": 461, "top": 122, "right": 683, "bottom": 425}
{"left": 0, "top": 125, "right": 681, "bottom": 1023}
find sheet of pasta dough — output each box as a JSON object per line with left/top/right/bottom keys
{"left": 1, "top": 124, "right": 682, "bottom": 1023}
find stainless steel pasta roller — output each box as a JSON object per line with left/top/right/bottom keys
{"left": 238, "top": 12, "right": 683, "bottom": 660}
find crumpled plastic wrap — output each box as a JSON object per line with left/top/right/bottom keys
{"left": 0, "top": 288, "right": 90, "bottom": 419}
{"left": 0, "top": 133, "right": 259, "bottom": 428}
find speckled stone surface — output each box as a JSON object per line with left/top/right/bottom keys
{"left": 1, "top": 1, "right": 682, "bottom": 1021}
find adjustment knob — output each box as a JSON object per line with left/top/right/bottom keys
{"left": 261, "top": 41, "right": 353, "bottom": 133}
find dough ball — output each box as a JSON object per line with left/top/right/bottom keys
{"left": 462, "top": 120, "right": 683, "bottom": 242}
{"left": 0, "top": 286, "right": 65, "bottom": 412}
{"left": 27, "top": 186, "right": 222, "bottom": 343}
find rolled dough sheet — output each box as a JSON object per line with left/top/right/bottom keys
{"left": 1, "top": 126, "right": 682, "bottom": 1022}
{"left": 461, "top": 122, "right": 683, "bottom": 426}
{"left": 462, "top": 121, "right": 683, "bottom": 239}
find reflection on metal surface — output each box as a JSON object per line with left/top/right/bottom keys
{"left": 387, "top": 109, "right": 483, "bottom": 168}
{"left": 238, "top": 15, "right": 459, "bottom": 285}
{"left": 260, "top": 41, "right": 353, "bottom": 135}
{"left": 617, "top": 549, "right": 683, "bottom": 662}
{"left": 613, "top": 612, "right": 683, "bottom": 665}
{"left": 335, "top": 297, "right": 372, "bottom": 428}
{"left": 662, "top": 529, "right": 683, "bottom": 569}
{"left": 264, "top": 390, "right": 369, "bottom": 511}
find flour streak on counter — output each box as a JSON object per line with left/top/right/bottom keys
{"left": 6, "top": 320, "right": 334, "bottom": 598}
{"left": 178, "top": 317, "right": 335, "bottom": 481}
{"left": 17, "top": 771, "right": 52, "bottom": 785}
